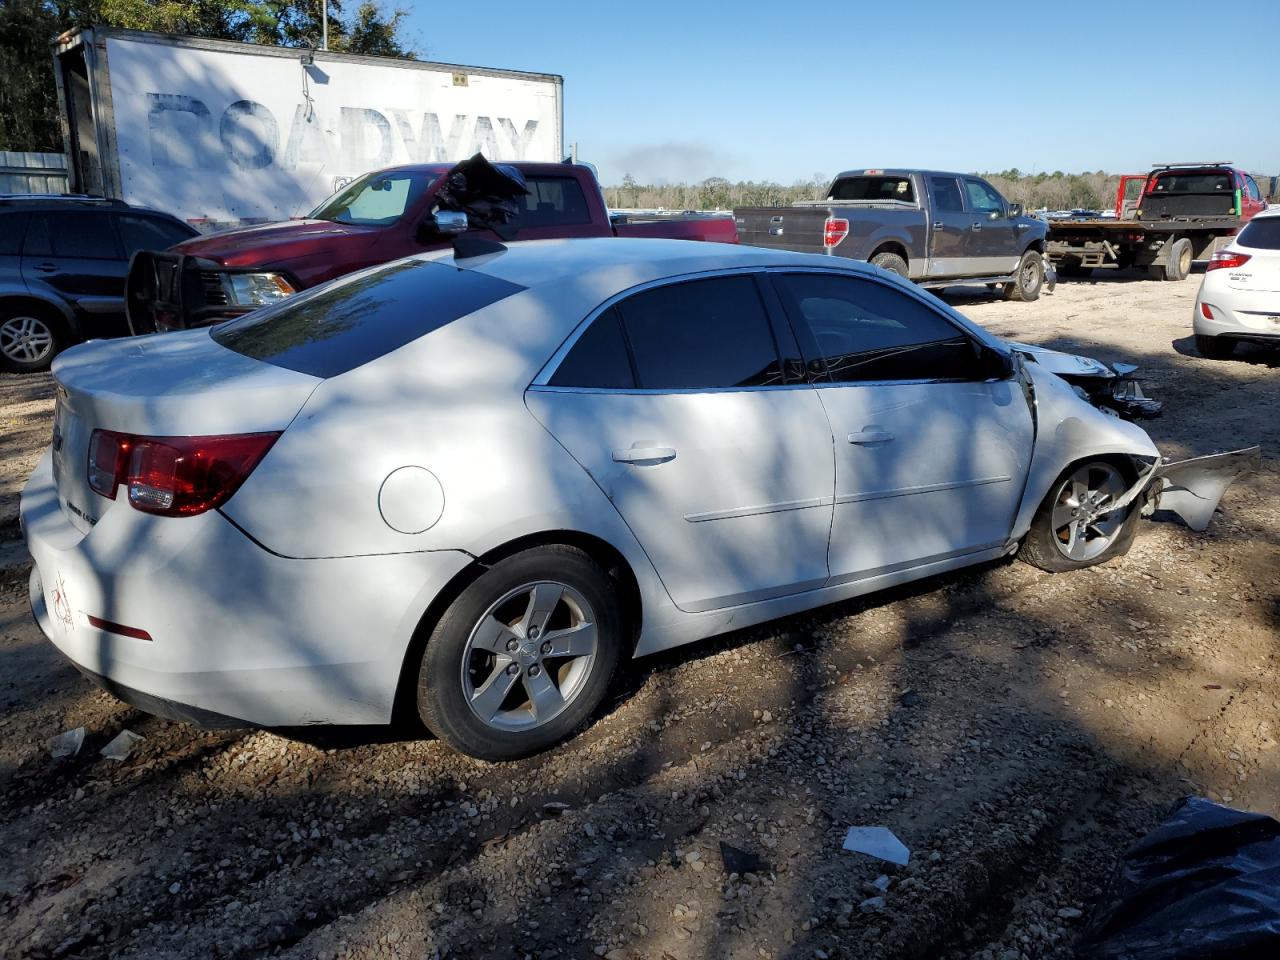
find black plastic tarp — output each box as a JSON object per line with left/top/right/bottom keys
{"left": 1077, "top": 796, "right": 1280, "bottom": 958}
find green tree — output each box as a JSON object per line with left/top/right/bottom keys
{"left": 0, "top": 0, "right": 416, "bottom": 151}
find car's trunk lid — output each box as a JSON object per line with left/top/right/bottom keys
{"left": 50, "top": 329, "right": 321, "bottom": 533}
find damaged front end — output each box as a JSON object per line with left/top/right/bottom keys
{"left": 1009, "top": 341, "right": 1163, "bottom": 420}
{"left": 1103, "top": 447, "right": 1261, "bottom": 532}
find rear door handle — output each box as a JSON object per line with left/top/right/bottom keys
{"left": 613, "top": 446, "right": 676, "bottom": 464}
{"left": 33, "top": 262, "right": 58, "bottom": 273}
{"left": 970, "top": 222, "right": 983, "bottom": 231}
{"left": 932, "top": 221, "right": 944, "bottom": 229}
{"left": 848, "top": 431, "right": 894, "bottom": 445}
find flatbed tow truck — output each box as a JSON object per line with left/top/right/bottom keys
{"left": 1047, "top": 162, "right": 1268, "bottom": 281}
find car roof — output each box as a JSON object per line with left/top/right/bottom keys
{"left": 0, "top": 195, "right": 185, "bottom": 219}
{"left": 1248, "top": 205, "right": 1280, "bottom": 220}
{"left": 426, "top": 236, "right": 882, "bottom": 291}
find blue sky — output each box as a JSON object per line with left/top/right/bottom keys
{"left": 402, "top": 0, "right": 1278, "bottom": 186}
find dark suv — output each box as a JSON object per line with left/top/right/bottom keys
{"left": 0, "top": 196, "right": 197, "bottom": 372}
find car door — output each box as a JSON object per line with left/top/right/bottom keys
{"left": 963, "top": 177, "right": 1019, "bottom": 275}
{"left": 770, "top": 270, "right": 1033, "bottom": 584}
{"left": 22, "top": 211, "right": 128, "bottom": 333}
{"left": 925, "top": 175, "right": 971, "bottom": 277}
{"left": 526, "top": 272, "right": 835, "bottom": 613}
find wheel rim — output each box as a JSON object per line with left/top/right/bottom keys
{"left": 0, "top": 315, "right": 54, "bottom": 364}
{"left": 1049, "top": 463, "right": 1127, "bottom": 561}
{"left": 460, "top": 580, "right": 598, "bottom": 732}
{"left": 1022, "top": 257, "right": 1041, "bottom": 290}
{"left": 1177, "top": 244, "right": 1192, "bottom": 275}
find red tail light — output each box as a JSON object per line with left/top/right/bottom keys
{"left": 87, "top": 431, "right": 280, "bottom": 516}
{"left": 1206, "top": 251, "right": 1251, "bottom": 272}
{"left": 1200, "top": 302, "right": 1214, "bottom": 319}
{"left": 824, "top": 217, "right": 849, "bottom": 248}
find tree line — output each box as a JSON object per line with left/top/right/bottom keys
{"left": 0, "top": 0, "right": 415, "bottom": 152}
{"left": 602, "top": 170, "right": 1134, "bottom": 213}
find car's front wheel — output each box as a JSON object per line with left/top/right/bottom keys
{"left": 0, "top": 307, "right": 64, "bottom": 373}
{"left": 1003, "top": 250, "right": 1045, "bottom": 302}
{"left": 417, "top": 546, "right": 623, "bottom": 760}
{"left": 1019, "top": 460, "right": 1139, "bottom": 572}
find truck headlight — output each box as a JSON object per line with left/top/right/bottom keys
{"left": 222, "top": 272, "right": 296, "bottom": 307}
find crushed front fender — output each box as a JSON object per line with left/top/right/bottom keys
{"left": 1153, "top": 446, "right": 1262, "bottom": 532}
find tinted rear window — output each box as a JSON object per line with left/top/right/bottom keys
{"left": 211, "top": 260, "right": 525, "bottom": 378}
{"left": 1236, "top": 217, "right": 1280, "bottom": 251}
{"left": 828, "top": 176, "right": 915, "bottom": 203}
{"left": 1150, "top": 172, "right": 1232, "bottom": 195}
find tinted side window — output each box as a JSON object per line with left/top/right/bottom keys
{"left": 616, "top": 276, "right": 782, "bottom": 389}
{"left": 117, "top": 215, "right": 195, "bottom": 256}
{"left": 1245, "top": 176, "right": 1262, "bottom": 202}
{"left": 520, "top": 177, "right": 592, "bottom": 227}
{"left": 930, "top": 177, "right": 964, "bottom": 212}
{"left": 549, "top": 309, "right": 635, "bottom": 388}
{"left": 776, "top": 273, "right": 983, "bottom": 383}
{"left": 22, "top": 215, "right": 52, "bottom": 256}
{"left": 964, "top": 179, "right": 1004, "bottom": 214}
{"left": 0, "top": 213, "right": 28, "bottom": 256}
{"left": 48, "top": 212, "right": 122, "bottom": 259}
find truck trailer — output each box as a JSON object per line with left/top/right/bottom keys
{"left": 51, "top": 27, "right": 564, "bottom": 231}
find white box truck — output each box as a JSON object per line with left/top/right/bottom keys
{"left": 52, "top": 26, "right": 564, "bottom": 230}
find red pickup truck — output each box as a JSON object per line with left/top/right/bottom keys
{"left": 126, "top": 155, "right": 738, "bottom": 332}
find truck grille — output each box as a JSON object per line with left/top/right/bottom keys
{"left": 200, "top": 272, "right": 229, "bottom": 306}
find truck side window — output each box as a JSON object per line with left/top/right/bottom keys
{"left": 521, "top": 177, "right": 592, "bottom": 227}
{"left": 1244, "top": 176, "right": 1262, "bottom": 202}
{"left": 964, "top": 179, "right": 1004, "bottom": 215}
{"left": 776, "top": 273, "right": 985, "bottom": 384}
{"left": 929, "top": 177, "right": 964, "bottom": 212}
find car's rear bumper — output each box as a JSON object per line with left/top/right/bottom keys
{"left": 1194, "top": 284, "right": 1280, "bottom": 341}
{"left": 22, "top": 451, "right": 473, "bottom": 727}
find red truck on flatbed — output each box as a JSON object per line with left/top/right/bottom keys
{"left": 1046, "top": 162, "right": 1268, "bottom": 281}
{"left": 126, "top": 155, "right": 738, "bottom": 332}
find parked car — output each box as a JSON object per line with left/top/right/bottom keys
{"left": 125, "top": 154, "right": 738, "bottom": 333}
{"left": 23, "top": 238, "right": 1256, "bottom": 759}
{"left": 1193, "top": 206, "right": 1280, "bottom": 357}
{"left": 0, "top": 195, "right": 197, "bottom": 371}
{"left": 733, "top": 168, "right": 1051, "bottom": 301}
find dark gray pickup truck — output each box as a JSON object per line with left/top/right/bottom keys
{"left": 735, "top": 169, "right": 1053, "bottom": 301}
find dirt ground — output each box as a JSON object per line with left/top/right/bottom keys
{"left": 2, "top": 270, "right": 1277, "bottom": 960}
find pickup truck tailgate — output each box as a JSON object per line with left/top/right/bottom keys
{"left": 733, "top": 206, "right": 830, "bottom": 254}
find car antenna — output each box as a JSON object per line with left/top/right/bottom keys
{"left": 452, "top": 236, "right": 507, "bottom": 261}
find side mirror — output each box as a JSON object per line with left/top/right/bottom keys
{"left": 419, "top": 210, "right": 469, "bottom": 240}
{"left": 979, "top": 344, "right": 1014, "bottom": 380}
{"left": 1007, "top": 202, "right": 1023, "bottom": 218}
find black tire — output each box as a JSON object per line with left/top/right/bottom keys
{"left": 870, "top": 251, "right": 909, "bottom": 278}
{"left": 417, "top": 545, "right": 623, "bottom": 761}
{"left": 0, "top": 304, "right": 66, "bottom": 373}
{"left": 1195, "top": 333, "right": 1236, "bottom": 360}
{"left": 1019, "top": 460, "right": 1140, "bottom": 573}
{"left": 1003, "top": 250, "right": 1045, "bottom": 302}
{"left": 1155, "top": 238, "right": 1192, "bottom": 282}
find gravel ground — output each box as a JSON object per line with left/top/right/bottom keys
{"left": 2, "top": 269, "right": 1277, "bottom": 960}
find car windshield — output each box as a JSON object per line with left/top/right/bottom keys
{"left": 309, "top": 170, "right": 437, "bottom": 226}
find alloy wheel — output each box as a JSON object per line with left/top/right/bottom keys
{"left": 0, "top": 315, "right": 55, "bottom": 365}
{"left": 1049, "top": 463, "right": 1127, "bottom": 561}
{"left": 460, "top": 580, "right": 598, "bottom": 732}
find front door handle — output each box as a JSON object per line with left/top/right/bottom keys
{"left": 33, "top": 262, "right": 58, "bottom": 273}
{"left": 848, "top": 431, "right": 894, "bottom": 445}
{"left": 970, "top": 222, "right": 983, "bottom": 231}
{"left": 932, "top": 221, "right": 944, "bottom": 229}
{"left": 613, "top": 446, "right": 676, "bottom": 465}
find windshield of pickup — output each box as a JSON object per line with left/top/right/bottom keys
{"left": 309, "top": 170, "right": 437, "bottom": 226}
{"left": 1148, "top": 171, "right": 1232, "bottom": 195}
{"left": 828, "top": 176, "right": 916, "bottom": 203}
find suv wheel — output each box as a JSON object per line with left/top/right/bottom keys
{"left": 0, "top": 308, "right": 63, "bottom": 373}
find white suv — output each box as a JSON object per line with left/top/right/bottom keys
{"left": 1194, "top": 207, "right": 1280, "bottom": 358}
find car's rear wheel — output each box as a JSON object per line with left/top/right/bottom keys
{"left": 1195, "top": 333, "right": 1236, "bottom": 360}
{"left": 0, "top": 307, "right": 64, "bottom": 373}
{"left": 1020, "top": 460, "right": 1139, "bottom": 572}
{"left": 417, "top": 546, "right": 623, "bottom": 760}
{"left": 1003, "top": 250, "right": 1044, "bottom": 301}
{"left": 870, "top": 251, "right": 909, "bottom": 278}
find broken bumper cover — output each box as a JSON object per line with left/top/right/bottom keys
{"left": 1009, "top": 343, "right": 1164, "bottom": 419}
{"left": 1105, "top": 446, "right": 1262, "bottom": 532}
